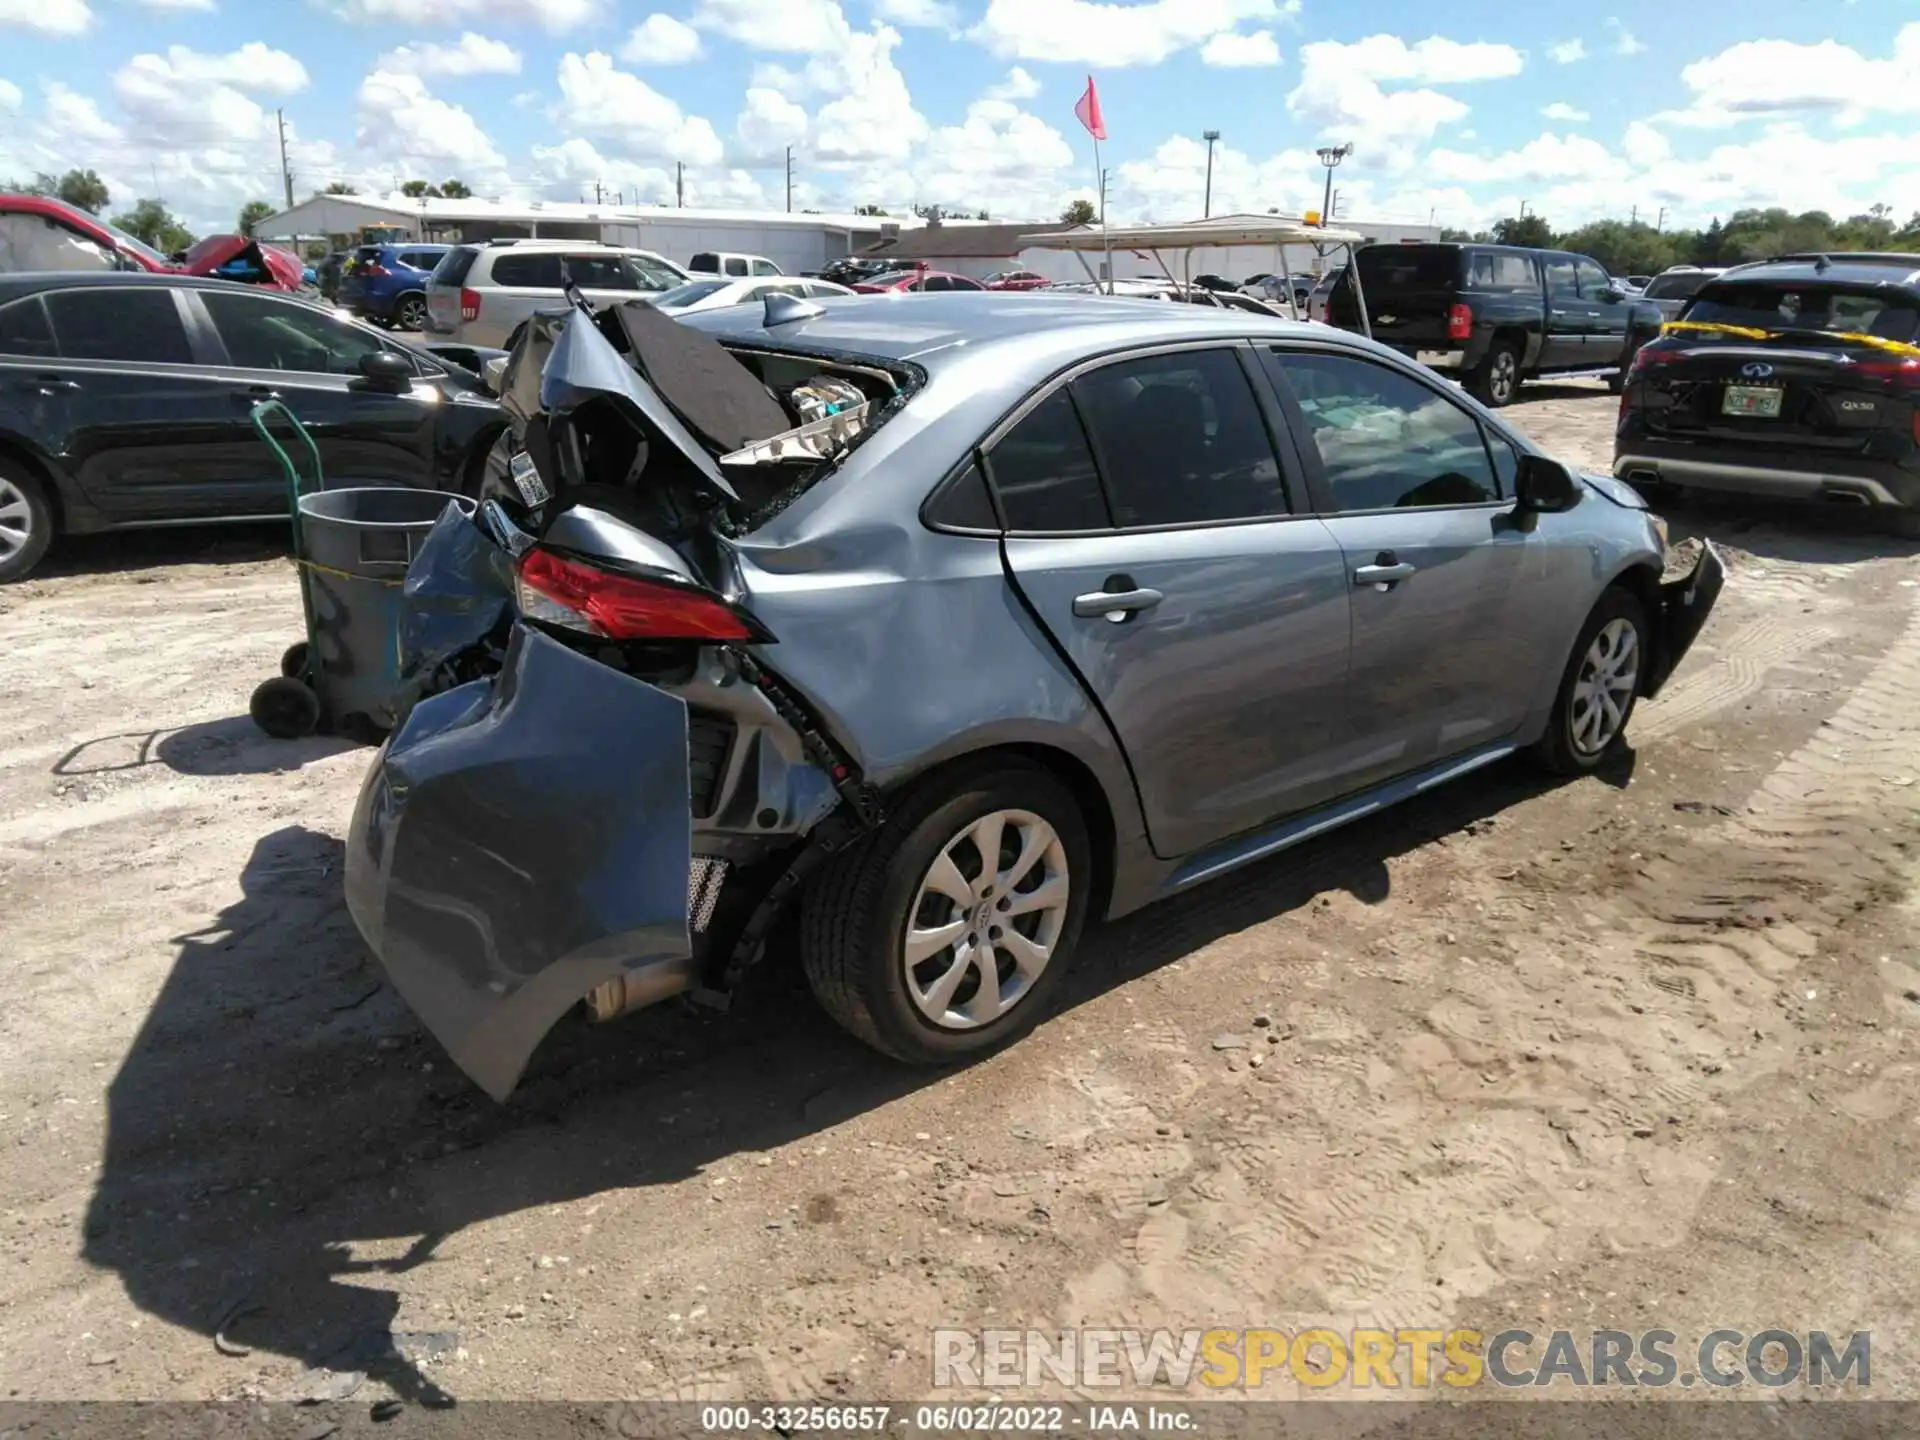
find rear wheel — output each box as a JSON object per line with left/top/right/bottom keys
{"left": 0, "top": 464, "right": 53, "bottom": 583}
{"left": 1528, "top": 588, "right": 1648, "bottom": 775}
{"left": 1467, "top": 340, "right": 1521, "bottom": 407}
{"left": 1607, "top": 343, "right": 1638, "bottom": 394}
{"left": 395, "top": 292, "right": 429, "bottom": 332}
{"left": 801, "top": 762, "right": 1091, "bottom": 1064}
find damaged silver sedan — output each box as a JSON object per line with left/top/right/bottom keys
{"left": 345, "top": 289, "right": 1723, "bottom": 1100}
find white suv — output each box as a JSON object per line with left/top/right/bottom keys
{"left": 688, "top": 250, "right": 783, "bottom": 277}
{"left": 425, "top": 240, "right": 687, "bottom": 347}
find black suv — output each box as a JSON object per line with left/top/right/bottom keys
{"left": 1327, "top": 242, "right": 1663, "bottom": 406}
{"left": 1615, "top": 254, "right": 1920, "bottom": 535}
{"left": 0, "top": 272, "right": 508, "bottom": 581}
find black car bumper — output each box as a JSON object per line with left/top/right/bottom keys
{"left": 1643, "top": 540, "right": 1726, "bottom": 700}
{"left": 345, "top": 623, "right": 697, "bottom": 1101}
{"left": 1616, "top": 444, "right": 1920, "bottom": 510}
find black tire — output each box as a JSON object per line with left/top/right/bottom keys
{"left": 0, "top": 463, "right": 54, "bottom": 583}
{"left": 395, "top": 293, "right": 429, "bottom": 332}
{"left": 1527, "top": 588, "right": 1649, "bottom": 776}
{"left": 1880, "top": 507, "right": 1920, "bottom": 541}
{"left": 1607, "top": 344, "right": 1638, "bottom": 395}
{"left": 1466, "top": 339, "right": 1521, "bottom": 407}
{"left": 280, "top": 640, "right": 310, "bottom": 680}
{"left": 800, "top": 760, "right": 1093, "bottom": 1064}
{"left": 250, "top": 676, "right": 322, "bottom": 739}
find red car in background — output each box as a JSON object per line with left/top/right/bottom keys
{"left": 983, "top": 268, "right": 1050, "bottom": 291}
{"left": 0, "top": 193, "right": 305, "bottom": 291}
{"left": 849, "top": 265, "right": 986, "bottom": 293}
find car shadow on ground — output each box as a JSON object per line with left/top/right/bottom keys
{"left": 81, "top": 757, "right": 1572, "bottom": 1402}
{"left": 1505, "top": 380, "right": 1614, "bottom": 406}
{"left": 53, "top": 716, "right": 357, "bottom": 778}
{"left": 35, "top": 525, "right": 290, "bottom": 580}
{"left": 1660, "top": 489, "right": 1920, "bottom": 567}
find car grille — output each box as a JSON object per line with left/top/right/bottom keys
{"left": 688, "top": 710, "right": 736, "bottom": 820}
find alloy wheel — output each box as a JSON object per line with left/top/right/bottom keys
{"left": 0, "top": 476, "right": 35, "bottom": 565}
{"left": 1490, "top": 351, "right": 1517, "bottom": 404}
{"left": 1570, "top": 617, "right": 1639, "bottom": 755}
{"left": 901, "top": 808, "right": 1070, "bottom": 1030}
{"left": 398, "top": 296, "right": 428, "bottom": 331}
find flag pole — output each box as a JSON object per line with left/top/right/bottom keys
{"left": 1095, "top": 139, "right": 1112, "bottom": 294}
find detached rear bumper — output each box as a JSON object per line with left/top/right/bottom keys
{"left": 345, "top": 623, "right": 695, "bottom": 1101}
{"left": 1643, "top": 540, "right": 1726, "bottom": 700}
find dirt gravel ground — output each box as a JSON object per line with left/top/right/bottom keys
{"left": 4, "top": 380, "right": 1920, "bottom": 1421}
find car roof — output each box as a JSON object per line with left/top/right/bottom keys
{"left": 679, "top": 290, "right": 1337, "bottom": 368}
{"left": 1715, "top": 257, "right": 1920, "bottom": 288}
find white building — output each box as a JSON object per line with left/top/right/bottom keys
{"left": 253, "top": 193, "right": 987, "bottom": 276}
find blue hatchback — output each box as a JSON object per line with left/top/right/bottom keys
{"left": 337, "top": 243, "right": 451, "bottom": 331}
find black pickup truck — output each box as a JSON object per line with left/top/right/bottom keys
{"left": 1326, "top": 242, "right": 1666, "bottom": 406}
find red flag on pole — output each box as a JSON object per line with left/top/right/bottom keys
{"left": 1073, "top": 75, "right": 1106, "bottom": 142}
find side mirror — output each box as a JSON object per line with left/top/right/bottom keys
{"left": 1514, "top": 453, "right": 1581, "bottom": 515}
{"left": 349, "top": 350, "right": 415, "bottom": 395}
{"left": 482, "top": 355, "right": 509, "bottom": 394}
{"left": 1604, "top": 286, "right": 1625, "bottom": 303}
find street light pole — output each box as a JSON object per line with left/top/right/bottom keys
{"left": 1202, "top": 129, "right": 1220, "bottom": 219}
{"left": 1315, "top": 142, "right": 1351, "bottom": 225}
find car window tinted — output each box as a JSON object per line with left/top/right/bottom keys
{"left": 950, "top": 276, "right": 984, "bottom": 291}
{"left": 1642, "top": 271, "right": 1712, "bottom": 301}
{"left": 204, "top": 291, "right": 392, "bottom": 374}
{"left": 432, "top": 247, "right": 480, "bottom": 286}
{"left": 0, "top": 296, "right": 56, "bottom": 357}
{"left": 926, "top": 459, "right": 1000, "bottom": 530}
{"left": 1688, "top": 283, "right": 1920, "bottom": 341}
{"left": 565, "top": 253, "right": 636, "bottom": 290}
{"left": 1357, "top": 245, "right": 1460, "bottom": 291}
{"left": 750, "top": 260, "right": 779, "bottom": 276}
{"left": 1543, "top": 255, "right": 1579, "bottom": 299}
{"left": 1073, "top": 349, "right": 1288, "bottom": 527}
{"left": 724, "top": 257, "right": 748, "bottom": 276}
{"left": 399, "top": 250, "right": 440, "bottom": 271}
{"left": 1575, "top": 259, "right": 1613, "bottom": 298}
{"left": 1485, "top": 429, "right": 1521, "bottom": 499}
{"left": 45, "top": 288, "right": 191, "bottom": 364}
{"left": 1269, "top": 350, "right": 1499, "bottom": 511}
{"left": 1463, "top": 251, "right": 1536, "bottom": 291}
{"left": 489, "top": 252, "right": 564, "bottom": 288}
{"left": 986, "top": 388, "right": 1110, "bottom": 531}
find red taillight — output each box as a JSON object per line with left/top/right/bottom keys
{"left": 1854, "top": 357, "right": 1920, "bottom": 385}
{"left": 1447, "top": 303, "right": 1473, "bottom": 341}
{"left": 459, "top": 287, "right": 480, "bottom": 322}
{"left": 515, "top": 547, "right": 766, "bottom": 644}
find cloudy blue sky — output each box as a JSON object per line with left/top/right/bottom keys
{"left": 0, "top": 0, "right": 1911, "bottom": 235}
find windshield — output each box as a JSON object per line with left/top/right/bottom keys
{"left": 95, "top": 217, "right": 170, "bottom": 268}
{"left": 1684, "top": 283, "right": 1920, "bottom": 343}
{"left": 1644, "top": 271, "right": 1714, "bottom": 301}
{"left": 654, "top": 279, "right": 731, "bottom": 308}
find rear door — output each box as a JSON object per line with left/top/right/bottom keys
{"left": 37, "top": 285, "right": 237, "bottom": 521}
{"left": 1351, "top": 244, "right": 1462, "bottom": 350}
{"left": 992, "top": 343, "right": 1357, "bottom": 858}
{"left": 425, "top": 246, "right": 480, "bottom": 334}
{"left": 188, "top": 288, "right": 443, "bottom": 513}
{"left": 1541, "top": 254, "right": 1591, "bottom": 368}
{"left": 1261, "top": 344, "right": 1544, "bottom": 784}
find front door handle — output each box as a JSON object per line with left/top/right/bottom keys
{"left": 1354, "top": 551, "right": 1416, "bottom": 588}
{"left": 1073, "top": 575, "right": 1164, "bottom": 620}
{"left": 234, "top": 385, "right": 281, "bottom": 401}
{"left": 14, "top": 376, "right": 79, "bottom": 395}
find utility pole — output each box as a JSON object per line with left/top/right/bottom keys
{"left": 1201, "top": 129, "right": 1219, "bottom": 219}
{"left": 593, "top": 179, "right": 603, "bottom": 204}
{"left": 1656, "top": 205, "right": 1667, "bottom": 233}
{"left": 1631, "top": 203, "right": 1638, "bottom": 225}
{"left": 276, "top": 108, "right": 294, "bottom": 209}
{"left": 676, "top": 161, "right": 684, "bottom": 208}
{"left": 785, "top": 146, "right": 793, "bottom": 213}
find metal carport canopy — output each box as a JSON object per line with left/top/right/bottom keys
{"left": 1016, "top": 218, "right": 1365, "bottom": 250}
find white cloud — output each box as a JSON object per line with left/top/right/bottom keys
{"left": 0, "top": 80, "right": 20, "bottom": 110}
{"left": 333, "top": 0, "right": 602, "bottom": 30}
{"left": 971, "top": 0, "right": 1283, "bottom": 68}
{"left": 1662, "top": 24, "right": 1920, "bottom": 128}
{"left": 1286, "top": 34, "right": 1524, "bottom": 164}
{"left": 622, "top": 13, "right": 703, "bottom": 64}
{"left": 691, "top": 0, "right": 850, "bottom": 51}
{"left": 1426, "top": 131, "right": 1628, "bottom": 187}
{"left": 109, "top": 44, "right": 309, "bottom": 155}
{"left": 808, "top": 26, "right": 926, "bottom": 161}
{"left": 0, "top": 0, "right": 89, "bottom": 34}
{"left": 136, "top": 0, "right": 216, "bottom": 10}
{"left": 1542, "top": 102, "right": 1589, "bottom": 122}
{"left": 734, "top": 85, "right": 808, "bottom": 161}
{"left": 872, "top": 0, "right": 956, "bottom": 26}
{"left": 552, "top": 51, "right": 725, "bottom": 165}
{"left": 983, "top": 66, "right": 1039, "bottom": 101}
{"left": 1202, "top": 30, "right": 1279, "bottom": 67}
{"left": 1621, "top": 119, "right": 1669, "bottom": 167}
{"left": 1606, "top": 17, "right": 1645, "bottom": 56}
{"left": 376, "top": 33, "right": 522, "bottom": 77}
{"left": 913, "top": 98, "right": 1075, "bottom": 210}
{"left": 1548, "top": 38, "right": 1585, "bottom": 64}
{"left": 357, "top": 69, "right": 508, "bottom": 179}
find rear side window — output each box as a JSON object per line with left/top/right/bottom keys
{"left": 431, "top": 247, "right": 480, "bottom": 286}
{"left": 564, "top": 253, "right": 637, "bottom": 289}
{"left": 984, "top": 388, "right": 1109, "bottom": 532}
{"left": 489, "top": 252, "right": 565, "bottom": 289}
{"left": 45, "top": 288, "right": 191, "bottom": 364}
{"left": 1642, "top": 271, "right": 1712, "bottom": 301}
{"left": 399, "top": 250, "right": 440, "bottom": 271}
{"left": 0, "top": 296, "right": 56, "bottom": 357}
{"left": 1463, "top": 251, "right": 1536, "bottom": 291}
{"left": 925, "top": 458, "right": 1000, "bottom": 530}
{"left": 690, "top": 252, "right": 718, "bottom": 273}
{"left": 1073, "top": 349, "right": 1289, "bottom": 526}
{"left": 1267, "top": 349, "right": 1499, "bottom": 511}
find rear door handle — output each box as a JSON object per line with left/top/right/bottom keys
{"left": 15, "top": 376, "right": 79, "bottom": 394}
{"left": 1073, "top": 578, "right": 1164, "bottom": 620}
{"left": 234, "top": 385, "right": 281, "bottom": 401}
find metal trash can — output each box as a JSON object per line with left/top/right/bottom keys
{"left": 295, "top": 487, "right": 475, "bottom": 739}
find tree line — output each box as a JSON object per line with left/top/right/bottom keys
{"left": 1440, "top": 205, "right": 1920, "bottom": 275}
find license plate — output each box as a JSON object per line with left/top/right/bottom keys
{"left": 1722, "top": 384, "right": 1783, "bottom": 418}
{"left": 508, "top": 450, "right": 550, "bottom": 506}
